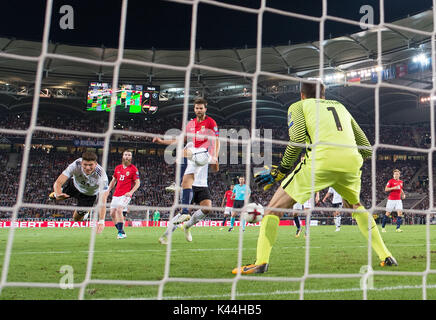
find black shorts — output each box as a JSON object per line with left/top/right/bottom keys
{"left": 62, "top": 178, "right": 97, "bottom": 208}
{"left": 232, "top": 200, "right": 245, "bottom": 209}
{"left": 332, "top": 203, "right": 343, "bottom": 208}
{"left": 191, "top": 186, "right": 211, "bottom": 204}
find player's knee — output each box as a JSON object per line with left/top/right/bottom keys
{"left": 181, "top": 174, "right": 194, "bottom": 189}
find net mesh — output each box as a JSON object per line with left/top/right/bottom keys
{"left": 0, "top": 0, "right": 434, "bottom": 300}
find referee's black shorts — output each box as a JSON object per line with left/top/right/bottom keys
{"left": 232, "top": 200, "right": 245, "bottom": 209}
{"left": 191, "top": 186, "right": 211, "bottom": 204}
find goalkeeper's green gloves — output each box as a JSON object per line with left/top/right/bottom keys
{"left": 254, "top": 164, "right": 290, "bottom": 191}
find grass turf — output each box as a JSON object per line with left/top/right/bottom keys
{"left": 0, "top": 224, "right": 435, "bottom": 300}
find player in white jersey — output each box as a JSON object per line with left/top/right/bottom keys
{"left": 49, "top": 151, "right": 109, "bottom": 233}
{"left": 292, "top": 193, "right": 319, "bottom": 237}
{"left": 322, "top": 187, "right": 343, "bottom": 232}
{"left": 158, "top": 152, "right": 216, "bottom": 244}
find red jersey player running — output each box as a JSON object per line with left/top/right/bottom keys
{"left": 382, "top": 169, "right": 406, "bottom": 233}
{"left": 107, "top": 150, "right": 141, "bottom": 239}
{"left": 220, "top": 184, "right": 234, "bottom": 230}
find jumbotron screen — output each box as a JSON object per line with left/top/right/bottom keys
{"left": 86, "top": 83, "right": 159, "bottom": 114}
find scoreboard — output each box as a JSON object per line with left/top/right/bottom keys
{"left": 86, "top": 82, "right": 159, "bottom": 114}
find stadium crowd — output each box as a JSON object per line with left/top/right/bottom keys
{"left": 0, "top": 111, "right": 433, "bottom": 224}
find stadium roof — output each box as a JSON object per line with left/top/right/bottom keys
{"left": 0, "top": 9, "right": 434, "bottom": 124}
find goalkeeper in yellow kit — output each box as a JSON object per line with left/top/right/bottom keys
{"left": 232, "top": 81, "right": 397, "bottom": 275}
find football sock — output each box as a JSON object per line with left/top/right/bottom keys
{"left": 230, "top": 217, "right": 235, "bottom": 228}
{"left": 294, "top": 216, "right": 300, "bottom": 229}
{"left": 115, "top": 222, "right": 123, "bottom": 233}
{"left": 180, "top": 157, "right": 187, "bottom": 182}
{"left": 181, "top": 188, "right": 193, "bottom": 215}
{"left": 382, "top": 215, "right": 388, "bottom": 228}
{"left": 396, "top": 216, "right": 402, "bottom": 229}
{"left": 335, "top": 216, "right": 341, "bottom": 228}
{"left": 222, "top": 216, "right": 227, "bottom": 227}
{"left": 352, "top": 206, "right": 392, "bottom": 261}
{"left": 162, "top": 213, "right": 182, "bottom": 237}
{"left": 242, "top": 218, "right": 246, "bottom": 231}
{"left": 255, "top": 215, "right": 280, "bottom": 265}
{"left": 185, "top": 209, "right": 205, "bottom": 228}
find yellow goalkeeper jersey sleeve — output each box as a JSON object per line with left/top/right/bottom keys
{"left": 281, "top": 98, "right": 372, "bottom": 172}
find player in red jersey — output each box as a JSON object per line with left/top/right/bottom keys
{"left": 153, "top": 98, "right": 220, "bottom": 244}
{"left": 382, "top": 169, "right": 406, "bottom": 233}
{"left": 107, "top": 150, "right": 140, "bottom": 239}
{"left": 220, "top": 184, "right": 234, "bottom": 230}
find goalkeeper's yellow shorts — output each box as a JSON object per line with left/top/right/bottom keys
{"left": 280, "top": 160, "right": 362, "bottom": 205}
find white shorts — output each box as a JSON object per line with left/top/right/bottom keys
{"left": 386, "top": 199, "right": 403, "bottom": 212}
{"left": 303, "top": 199, "right": 312, "bottom": 209}
{"left": 224, "top": 206, "right": 232, "bottom": 215}
{"left": 110, "top": 195, "right": 131, "bottom": 210}
{"left": 293, "top": 203, "right": 303, "bottom": 210}
{"left": 294, "top": 199, "right": 313, "bottom": 210}
{"left": 184, "top": 148, "right": 209, "bottom": 187}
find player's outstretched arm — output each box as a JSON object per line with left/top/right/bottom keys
{"left": 351, "top": 117, "right": 372, "bottom": 160}
{"left": 281, "top": 101, "right": 306, "bottom": 170}
{"left": 152, "top": 136, "right": 187, "bottom": 146}
{"left": 96, "top": 191, "right": 109, "bottom": 234}
{"left": 255, "top": 102, "right": 305, "bottom": 191}
{"left": 53, "top": 174, "right": 70, "bottom": 200}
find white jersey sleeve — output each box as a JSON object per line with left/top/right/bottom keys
{"left": 62, "top": 158, "right": 81, "bottom": 178}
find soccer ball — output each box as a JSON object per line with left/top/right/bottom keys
{"left": 243, "top": 203, "right": 264, "bottom": 223}
{"left": 192, "top": 149, "right": 209, "bottom": 166}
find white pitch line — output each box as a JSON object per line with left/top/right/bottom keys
{"left": 0, "top": 243, "right": 432, "bottom": 256}
{"left": 101, "top": 283, "right": 436, "bottom": 300}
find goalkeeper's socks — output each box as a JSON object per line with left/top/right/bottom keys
{"left": 185, "top": 209, "right": 205, "bottom": 228}
{"left": 181, "top": 188, "right": 193, "bottom": 215}
{"left": 382, "top": 215, "right": 388, "bottom": 228}
{"left": 396, "top": 216, "right": 403, "bottom": 229}
{"left": 230, "top": 217, "right": 235, "bottom": 228}
{"left": 294, "top": 216, "right": 300, "bottom": 229}
{"left": 352, "top": 206, "right": 392, "bottom": 261}
{"left": 255, "top": 215, "right": 280, "bottom": 265}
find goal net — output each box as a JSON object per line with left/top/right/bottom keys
{"left": 0, "top": 0, "right": 435, "bottom": 300}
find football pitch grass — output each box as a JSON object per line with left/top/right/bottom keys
{"left": 0, "top": 224, "right": 435, "bottom": 300}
